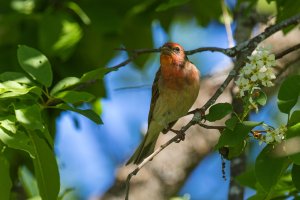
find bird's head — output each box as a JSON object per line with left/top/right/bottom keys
{"left": 160, "top": 42, "right": 187, "bottom": 67}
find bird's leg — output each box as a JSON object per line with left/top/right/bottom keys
{"left": 170, "top": 129, "right": 185, "bottom": 142}
{"left": 162, "top": 121, "right": 177, "bottom": 134}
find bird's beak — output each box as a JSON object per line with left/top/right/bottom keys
{"left": 161, "top": 46, "right": 172, "bottom": 55}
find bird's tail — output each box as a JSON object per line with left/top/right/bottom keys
{"left": 126, "top": 124, "right": 161, "bottom": 165}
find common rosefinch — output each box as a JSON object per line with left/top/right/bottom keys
{"left": 127, "top": 42, "right": 200, "bottom": 165}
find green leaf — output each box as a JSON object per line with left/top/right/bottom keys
{"left": 0, "top": 115, "right": 17, "bottom": 134}
{"left": 227, "top": 140, "right": 247, "bottom": 159}
{"left": 277, "top": 75, "right": 300, "bottom": 114}
{"left": 53, "top": 91, "right": 95, "bottom": 104}
{"left": 271, "top": 0, "right": 300, "bottom": 33}
{"left": 248, "top": 193, "right": 268, "bottom": 200}
{"left": 156, "top": 0, "right": 190, "bottom": 11}
{"left": 0, "top": 155, "right": 12, "bottom": 200}
{"left": 216, "top": 121, "right": 261, "bottom": 148}
{"left": 15, "top": 103, "right": 44, "bottom": 131}
{"left": 65, "top": 2, "right": 91, "bottom": 25}
{"left": 0, "top": 80, "right": 26, "bottom": 93}
{"left": 80, "top": 67, "right": 114, "bottom": 83}
{"left": 285, "top": 123, "right": 300, "bottom": 165}
{"left": 190, "top": 0, "right": 222, "bottom": 26}
{"left": 17, "top": 45, "right": 53, "bottom": 87}
{"left": 0, "top": 128, "right": 35, "bottom": 158}
{"left": 0, "top": 72, "right": 32, "bottom": 84}
{"left": 236, "top": 168, "right": 257, "bottom": 189}
{"left": 29, "top": 132, "right": 60, "bottom": 200}
{"left": 55, "top": 103, "right": 103, "bottom": 124}
{"left": 292, "top": 164, "right": 300, "bottom": 190}
{"left": 225, "top": 115, "right": 239, "bottom": 131}
{"left": 58, "top": 188, "right": 75, "bottom": 200}
{"left": 38, "top": 12, "right": 82, "bottom": 60}
{"left": 253, "top": 90, "right": 267, "bottom": 106}
{"left": 0, "top": 81, "right": 41, "bottom": 99}
{"left": 50, "top": 77, "right": 80, "bottom": 96}
{"left": 289, "top": 110, "right": 300, "bottom": 126}
{"left": 255, "top": 145, "right": 290, "bottom": 192}
{"left": 18, "top": 166, "right": 39, "bottom": 197}
{"left": 205, "top": 103, "right": 233, "bottom": 122}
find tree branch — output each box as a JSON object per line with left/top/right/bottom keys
{"left": 124, "top": 13, "right": 300, "bottom": 200}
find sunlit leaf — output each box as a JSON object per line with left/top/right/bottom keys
{"left": 50, "top": 77, "right": 80, "bottom": 96}
{"left": 18, "top": 166, "right": 39, "bottom": 197}
{"left": 0, "top": 115, "right": 17, "bottom": 134}
{"left": 0, "top": 72, "right": 32, "bottom": 84}
{"left": 65, "top": 2, "right": 91, "bottom": 25}
{"left": 0, "top": 81, "right": 41, "bottom": 99}
{"left": 0, "top": 128, "right": 35, "bottom": 158}
{"left": 11, "top": 0, "right": 35, "bottom": 14}
{"left": 17, "top": 45, "right": 53, "bottom": 87}
{"left": 38, "top": 12, "right": 82, "bottom": 60}
{"left": 15, "top": 103, "right": 44, "bottom": 131}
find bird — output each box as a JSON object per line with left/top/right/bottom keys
{"left": 126, "top": 42, "right": 200, "bottom": 165}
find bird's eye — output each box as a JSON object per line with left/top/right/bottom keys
{"left": 173, "top": 47, "right": 180, "bottom": 52}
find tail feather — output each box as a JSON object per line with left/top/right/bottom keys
{"left": 126, "top": 125, "right": 161, "bottom": 165}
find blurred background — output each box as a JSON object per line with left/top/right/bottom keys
{"left": 1, "top": 0, "right": 298, "bottom": 199}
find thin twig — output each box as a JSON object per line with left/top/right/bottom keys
{"left": 185, "top": 46, "right": 236, "bottom": 57}
{"left": 109, "top": 48, "right": 160, "bottom": 71}
{"left": 276, "top": 58, "right": 300, "bottom": 80}
{"left": 275, "top": 43, "right": 300, "bottom": 60}
{"left": 198, "top": 123, "right": 225, "bottom": 131}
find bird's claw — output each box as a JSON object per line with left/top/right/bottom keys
{"left": 175, "top": 132, "right": 185, "bottom": 143}
{"left": 171, "top": 129, "right": 185, "bottom": 142}
{"left": 200, "top": 109, "right": 206, "bottom": 122}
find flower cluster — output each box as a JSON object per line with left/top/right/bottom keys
{"left": 235, "top": 47, "right": 276, "bottom": 97}
{"left": 264, "top": 125, "right": 287, "bottom": 144}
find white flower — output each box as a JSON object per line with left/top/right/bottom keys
{"left": 236, "top": 46, "right": 277, "bottom": 111}
{"left": 259, "top": 66, "right": 267, "bottom": 73}
{"left": 250, "top": 74, "right": 258, "bottom": 82}
{"left": 263, "top": 125, "right": 287, "bottom": 144}
{"left": 274, "top": 134, "right": 283, "bottom": 143}
{"left": 265, "top": 132, "right": 274, "bottom": 143}
{"left": 243, "top": 63, "right": 253, "bottom": 75}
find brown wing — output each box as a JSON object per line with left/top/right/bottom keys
{"left": 147, "top": 68, "right": 161, "bottom": 126}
